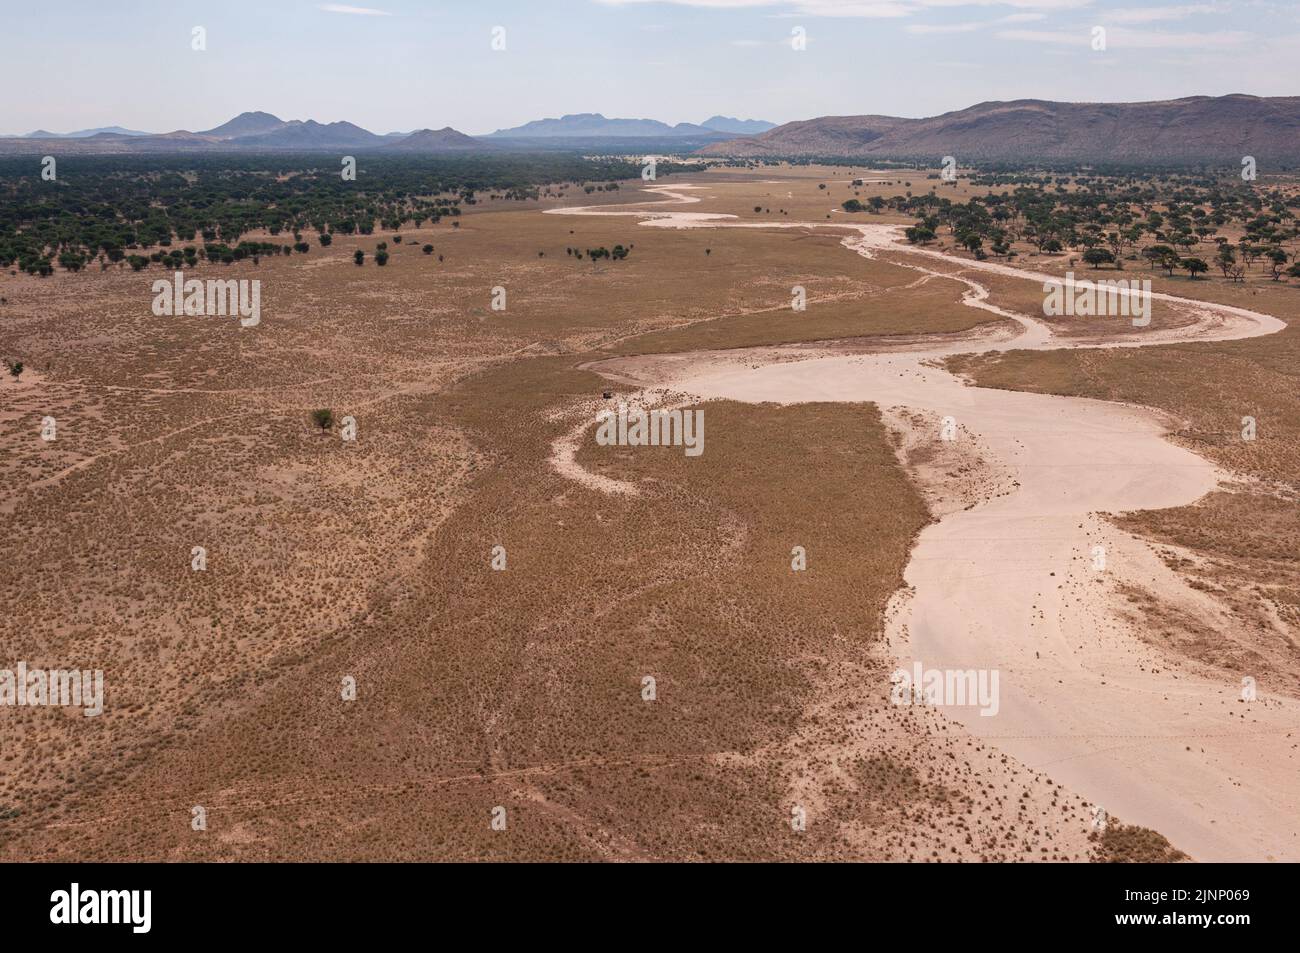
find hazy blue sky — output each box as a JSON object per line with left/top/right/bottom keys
{"left": 1, "top": 0, "right": 1296, "bottom": 135}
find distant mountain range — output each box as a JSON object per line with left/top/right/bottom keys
{"left": 197, "top": 111, "right": 287, "bottom": 140}
{"left": 385, "top": 127, "right": 494, "bottom": 153}
{"left": 485, "top": 113, "right": 774, "bottom": 140}
{"left": 20, "top": 126, "right": 152, "bottom": 138}
{"left": 0, "top": 112, "right": 495, "bottom": 155}
{"left": 697, "top": 95, "right": 1300, "bottom": 163}
{"left": 12, "top": 97, "right": 1293, "bottom": 164}
{"left": 214, "top": 118, "right": 387, "bottom": 149}
{"left": 700, "top": 116, "right": 776, "bottom": 135}
{"left": 0, "top": 110, "right": 773, "bottom": 155}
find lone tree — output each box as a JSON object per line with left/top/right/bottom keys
{"left": 375, "top": 250, "right": 389, "bottom": 266}
{"left": 422, "top": 244, "right": 433, "bottom": 255}
{"left": 4, "top": 359, "right": 22, "bottom": 381}
{"left": 354, "top": 250, "right": 364, "bottom": 266}
{"left": 1082, "top": 247, "right": 1115, "bottom": 269}
{"left": 1267, "top": 247, "right": 1288, "bottom": 281}
{"left": 1145, "top": 245, "right": 1178, "bottom": 275}
{"left": 311, "top": 409, "right": 335, "bottom": 434}
{"left": 1216, "top": 245, "right": 1237, "bottom": 279}
{"left": 1181, "top": 257, "right": 1208, "bottom": 280}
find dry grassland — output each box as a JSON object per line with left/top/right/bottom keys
{"left": 0, "top": 167, "right": 1172, "bottom": 860}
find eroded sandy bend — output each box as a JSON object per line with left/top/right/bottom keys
{"left": 547, "top": 184, "right": 1299, "bottom": 862}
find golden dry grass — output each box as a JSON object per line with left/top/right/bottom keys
{"left": 0, "top": 167, "right": 1136, "bottom": 860}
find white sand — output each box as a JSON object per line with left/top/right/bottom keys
{"left": 548, "top": 185, "right": 1300, "bottom": 861}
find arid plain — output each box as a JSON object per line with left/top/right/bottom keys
{"left": 2, "top": 165, "right": 1297, "bottom": 861}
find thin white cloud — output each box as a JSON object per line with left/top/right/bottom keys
{"left": 798, "top": 1, "right": 913, "bottom": 13}
{"left": 916, "top": 0, "right": 1090, "bottom": 8}
{"left": 319, "top": 4, "right": 392, "bottom": 15}
{"left": 906, "top": 10, "right": 1045, "bottom": 31}
{"left": 594, "top": 0, "right": 1092, "bottom": 18}
{"left": 915, "top": 0, "right": 1089, "bottom": 7}
{"left": 997, "top": 26, "right": 1250, "bottom": 48}
{"left": 1103, "top": 4, "right": 1224, "bottom": 24}
{"left": 594, "top": 0, "right": 786, "bottom": 7}
{"left": 906, "top": 20, "right": 982, "bottom": 32}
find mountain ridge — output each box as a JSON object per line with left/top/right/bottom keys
{"left": 698, "top": 95, "right": 1300, "bottom": 162}
{"left": 487, "top": 113, "right": 716, "bottom": 139}
{"left": 700, "top": 115, "right": 776, "bottom": 135}
{"left": 21, "top": 125, "right": 152, "bottom": 138}
{"left": 384, "top": 127, "right": 499, "bottom": 152}
{"left": 486, "top": 112, "right": 774, "bottom": 140}
{"left": 0, "top": 111, "right": 494, "bottom": 154}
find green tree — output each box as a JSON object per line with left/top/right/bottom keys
{"left": 1145, "top": 245, "right": 1178, "bottom": 275}
{"left": 1216, "top": 244, "right": 1236, "bottom": 278}
{"left": 311, "top": 409, "right": 335, "bottom": 434}
{"left": 1082, "top": 247, "right": 1115, "bottom": 269}
{"left": 1267, "top": 247, "right": 1288, "bottom": 281}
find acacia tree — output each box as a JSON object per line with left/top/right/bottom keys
{"left": 1145, "top": 245, "right": 1178, "bottom": 275}
{"left": 311, "top": 409, "right": 335, "bottom": 434}
{"left": 1083, "top": 247, "right": 1115, "bottom": 269}
{"left": 1216, "top": 244, "right": 1237, "bottom": 279}
{"left": 1267, "top": 247, "right": 1288, "bottom": 281}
